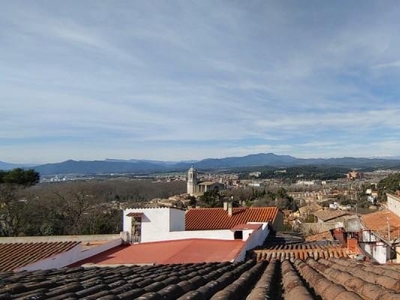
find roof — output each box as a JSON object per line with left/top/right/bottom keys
{"left": 2, "top": 258, "right": 400, "bottom": 299}
{"left": 185, "top": 207, "right": 280, "bottom": 230}
{"left": 126, "top": 212, "right": 144, "bottom": 217}
{"left": 0, "top": 241, "right": 80, "bottom": 272}
{"left": 252, "top": 232, "right": 347, "bottom": 261}
{"left": 72, "top": 239, "right": 245, "bottom": 266}
{"left": 305, "top": 230, "right": 334, "bottom": 242}
{"left": 253, "top": 241, "right": 347, "bottom": 261}
{"left": 313, "top": 209, "right": 352, "bottom": 222}
{"left": 361, "top": 209, "right": 400, "bottom": 240}
{"left": 298, "top": 202, "right": 322, "bottom": 214}
{"left": 198, "top": 181, "right": 220, "bottom": 186}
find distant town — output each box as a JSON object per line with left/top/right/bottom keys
{"left": 1, "top": 159, "right": 400, "bottom": 298}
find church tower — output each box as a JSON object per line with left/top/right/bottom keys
{"left": 187, "top": 166, "right": 198, "bottom": 195}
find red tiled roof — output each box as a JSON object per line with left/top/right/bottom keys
{"left": 73, "top": 239, "right": 244, "bottom": 266}
{"left": 185, "top": 207, "right": 279, "bottom": 230}
{"left": 313, "top": 210, "right": 353, "bottom": 222}
{"left": 362, "top": 209, "right": 400, "bottom": 240}
{"left": 305, "top": 230, "right": 334, "bottom": 242}
{"left": 253, "top": 242, "right": 348, "bottom": 261}
{"left": 126, "top": 212, "right": 144, "bottom": 217}
{"left": 0, "top": 241, "right": 80, "bottom": 272}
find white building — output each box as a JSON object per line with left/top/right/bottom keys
{"left": 122, "top": 206, "right": 273, "bottom": 261}
{"left": 187, "top": 166, "right": 224, "bottom": 196}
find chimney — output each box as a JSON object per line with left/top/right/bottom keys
{"left": 224, "top": 196, "right": 233, "bottom": 217}
{"left": 227, "top": 201, "right": 233, "bottom": 217}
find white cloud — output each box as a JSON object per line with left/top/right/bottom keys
{"left": 1, "top": 1, "right": 400, "bottom": 162}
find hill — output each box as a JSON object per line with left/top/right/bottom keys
{"left": 2, "top": 153, "right": 400, "bottom": 175}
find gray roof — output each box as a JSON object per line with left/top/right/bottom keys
{"left": 1, "top": 257, "right": 400, "bottom": 299}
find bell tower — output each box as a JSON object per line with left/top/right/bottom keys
{"left": 187, "top": 166, "right": 198, "bottom": 195}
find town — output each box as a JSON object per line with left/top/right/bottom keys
{"left": 1, "top": 165, "right": 400, "bottom": 299}
{"left": 2, "top": 1, "right": 400, "bottom": 299}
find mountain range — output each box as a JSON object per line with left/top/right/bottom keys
{"left": 2, "top": 153, "right": 400, "bottom": 176}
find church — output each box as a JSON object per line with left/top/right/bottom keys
{"left": 187, "top": 166, "right": 225, "bottom": 196}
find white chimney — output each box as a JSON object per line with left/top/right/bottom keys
{"left": 227, "top": 201, "right": 233, "bottom": 217}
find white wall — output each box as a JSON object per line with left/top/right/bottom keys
{"left": 18, "top": 238, "right": 123, "bottom": 271}
{"left": 123, "top": 208, "right": 186, "bottom": 243}
{"left": 388, "top": 194, "right": 400, "bottom": 218}
{"left": 234, "top": 223, "right": 270, "bottom": 262}
{"left": 170, "top": 208, "right": 185, "bottom": 231}
{"left": 360, "top": 230, "right": 390, "bottom": 264}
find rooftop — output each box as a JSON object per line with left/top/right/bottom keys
{"left": 305, "top": 230, "right": 334, "bottom": 242}
{"left": 361, "top": 209, "right": 400, "bottom": 241}
{"left": 2, "top": 258, "right": 400, "bottom": 299}
{"left": 185, "top": 206, "right": 279, "bottom": 230}
{"left": 0, "top": 241, "right": 80, "bottom": 272}
{"left": 252, "top": 232, "right": 348, "bottom": 261}
{"left": 72, "top": 238, "right": 245, "bottom": 266}
{"left": 313, "top": 209, "right": 353, "bottom": 222}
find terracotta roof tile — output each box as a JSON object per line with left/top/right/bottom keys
{"left": 251, "top": 232, "right": 348, "bottom": 262}
{"left": 2, "top": 257, "right": 400, "bottom": 299}
{"left": 126, "top": 212, "right": 144, "bottom": 217}
{"left": 305, "top": 230, "right": 334, "bottom": 242}
{"left": 362, "top": 209, "right": 400, "bottom": 240}
{"left": 72, "top": 239, "right": 245, "bottom": 266}
{"left": 0, "top": 241, "right": 80, "bottom": 272}
{"left": 313, "top": 210, "right": 353, "bottom": 222}
{"left": 185, "top": 207, "right": 279, "bottom": 230}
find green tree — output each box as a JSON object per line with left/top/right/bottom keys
{"left": 199, "top": 190, "right": 221, "bottom": 207}
{"left": 1, "top": 168, "right": 40, "bottom": 186}
{"left": 378, "top": 173, "right": 400, "bottom": 200}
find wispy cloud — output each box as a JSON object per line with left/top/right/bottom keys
{"left": 1, "top": 1, "right": 400, "bottom": 163}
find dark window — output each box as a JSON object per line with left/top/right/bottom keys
{"left": 234, "top": 231, "right": 243, "bottom": 240}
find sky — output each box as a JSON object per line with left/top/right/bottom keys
{"left": 1, "top": 1, "right": 400, "bottom": 164}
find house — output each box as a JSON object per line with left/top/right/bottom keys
{"left": 185, "top": 206, "right": 283, "bottom": 231}
{"left": 119, "top": 205, "right": 278, "bottom": 264}
{"left": 0, "top": 234, "right": 123, "bottom": 272}
{"left": 313, "top": 210, "right": 353, "bottom": 224}
{"left": 360, "top": 208, "right": 400, "bottom": 263}
{"left": 347, "top": 170, "right": 363, "bottom": 180}
{"left": 187, "top": 166, "right": 224, "bottom": 196}
{"left": 387, "top": 193, "right": 400, "bottom": 218}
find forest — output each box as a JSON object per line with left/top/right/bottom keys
{"left": 0, "top": 169, "right": 185, "bottom": 237}
{"left": 238, "top": 165, "right": 351, "bottom": 182}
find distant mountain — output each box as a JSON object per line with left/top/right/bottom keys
{"left": 34, "top": 160, "right": 167, "bottom": 176}
{"left": 185, "top": 153, "right": 299, "bottom": 169}
{"left": 0, "top": 161, "right": 37, "bottom": 171}
{"left": 105, "top": 158, "right": 198, "bottom": 166}
{"left": 10, "top": 153, "right": 399, "bottom": 176}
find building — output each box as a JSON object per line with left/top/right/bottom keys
{"left": 313, "top": 210, "right": 353, "bottom": 224}
{"left": 0, "top": 235, "right": 123, "bottom": 272}
{"left": 347, "top": 170, "right": 363, "bottom": 180}
{"left": 185, "top": 206, "right": 284, "bottom": 231}
{"left": 119, "top": 205, "right": 277, "bottom": 263}
{"left": 187, "top": 166, "right": 224, "bottom": 196}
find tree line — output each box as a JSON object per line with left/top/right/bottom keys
{"left": 196, "top": 186, "right": 297, "bottom": 211}
{"left": 0, "top": 169, "right": 186, "bottom": 237}
{"left": 239, "top": 165, "right": 351, "bottom": 182}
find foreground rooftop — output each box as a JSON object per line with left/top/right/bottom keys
{"left": 72, "top": 238, "right": 245, "bottom": 266}
{"left": 2, "top": 258, "right": 400, "bottom": 299}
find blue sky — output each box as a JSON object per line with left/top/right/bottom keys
{"left": 1, "top": 1, "right": 400, "bottom": 163}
